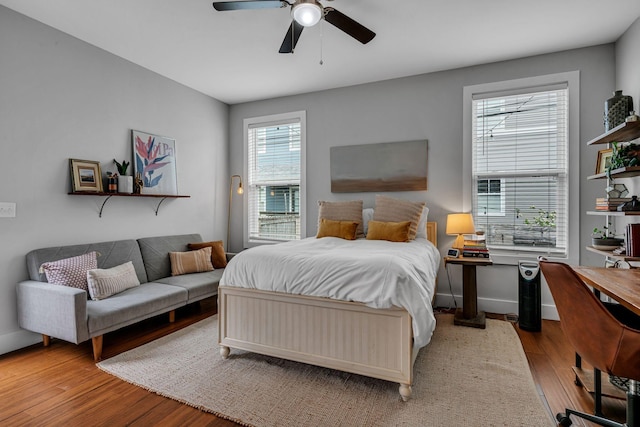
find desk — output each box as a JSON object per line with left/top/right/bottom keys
{"left": 571, "top": 266, "right": 640, "bottom": 424}
{"left": 444, "top": 256, "right": 493, "bottom": 329}
{"left": 572, "top": 267, "right": 640, "bottom": 316}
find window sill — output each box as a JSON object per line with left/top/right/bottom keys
{"left": 487, "top": 250, "right": 575, "bottom": 266}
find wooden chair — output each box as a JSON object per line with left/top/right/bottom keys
{"left": 539, "top": 261, "right": 640, "bottom": 427}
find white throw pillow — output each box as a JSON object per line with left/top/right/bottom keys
{"left": 415, "top": 206, "right": 430, "bottom": 239}
{"left": 362, "top": 208, "right": 374, "bottom": 236}
{"left": 87, "top": 261, "right": 140, "bottom": 301}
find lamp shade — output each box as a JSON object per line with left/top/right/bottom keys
{"left": 446, "top": 213, "right": 476, "bottom": 235}
{"left": 291, "top": 0, "right": 322, "bottom": 27}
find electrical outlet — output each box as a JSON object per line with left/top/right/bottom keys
{"left": 0, "top": 202, "right": 16, "bottom": 218}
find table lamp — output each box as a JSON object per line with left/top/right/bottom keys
{"left": 446, "top": 213, "right": 475, "bottom": 250}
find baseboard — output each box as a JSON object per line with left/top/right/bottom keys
{"left": 434, "top": 293, "right": 559, "bottom": 321}
{"left": 0, "top": 329, "right": 42, "bottom": 356}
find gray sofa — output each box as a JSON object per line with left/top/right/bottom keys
{"left": 17, "top": 234, "right": 224, "bottom": 361}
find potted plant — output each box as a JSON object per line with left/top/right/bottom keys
{"left": 606, "top": 142, "right": 640, "bottom": 179}
{"left": 591, "top": 223, "right": 624, "bottom": 250}
{"left": 514, "top": 206, "right": 556, "bottom": 247}
{"left": 114, "top": 159, "right": 133, "bottom": 194}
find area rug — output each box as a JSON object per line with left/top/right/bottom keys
{"left": 97, "top": 314, "right": 552, "bottom": 426}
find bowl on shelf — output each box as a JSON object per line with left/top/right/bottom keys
{"left": 591, "top": 237, "right": 624, "bottom": 251}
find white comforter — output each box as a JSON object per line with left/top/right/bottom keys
{"left": 220, "top": 236, "right": 441, "bottom": 349}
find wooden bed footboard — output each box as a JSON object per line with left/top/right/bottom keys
{"left": 218, "top": 286, "right": 416, "bottom": 400}
{"left": 218, "top": 221, "right": 437, "bottom": 401}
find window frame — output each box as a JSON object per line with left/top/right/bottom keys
{"left": 243, "top": 111, "right": 307, "bottom": 248}
{"left": 462, "top": 72, "right": 580, "bottom": 266}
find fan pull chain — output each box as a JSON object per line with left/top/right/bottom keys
{"left": 319, "top": 20, "right": 324, "bottom": 65}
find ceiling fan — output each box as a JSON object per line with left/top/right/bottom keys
{"left": 212, "top": 0, "right": 376, "bottom": 54}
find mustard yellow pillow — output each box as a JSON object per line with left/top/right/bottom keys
{"left": 317, "top": 218, "right": 359, "bottom": 240}
{"left": 366, "top": 220, "right": 412, "bottom": 242}
{"left": 169, "top": 247, "right": 214, "bottom": 276}
{"left": 188, "top": 240, "right": 227, "bottom": 268}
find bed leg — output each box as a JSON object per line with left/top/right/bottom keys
{"left": 399, "top": 384, "right": 412, "bottom": 401}
{"left": 220, "top": 345, "right": 230, "bottom": 359}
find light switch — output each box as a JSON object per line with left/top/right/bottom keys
{"left": 0, "top": 202, "right": 16, "bottom": 218}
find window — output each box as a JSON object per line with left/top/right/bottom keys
{"left": 477, "top": 178, "right": 505, "bottom": 216}
{"left": 463, "top": 72, "right": 580, "bottom": 263}
{"left": 244, "top": 111, "right": 306, "bottom": 246}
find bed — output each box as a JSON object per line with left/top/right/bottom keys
{"left": 218, "top": 221, "right": 439, "bottom": 401}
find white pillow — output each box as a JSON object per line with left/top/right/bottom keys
{"left": 87, "top": 261, "right": 140, "bottom": 301}
{"left": 415, "top": 206, "right": 430, "bottom": 239}
{"left": 362, "top": 208, "right": 374, "bottom": 236}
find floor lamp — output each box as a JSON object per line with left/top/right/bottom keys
{"left": 227, "top": 174, "right": 243, "bottom": 252}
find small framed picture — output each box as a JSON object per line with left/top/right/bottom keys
{"left": 595, "top": 148, "right": 613, "bottom": 175}
{"left": 69, "top": 159, "right": 103, "bottom": 192}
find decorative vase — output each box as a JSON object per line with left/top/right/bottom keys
{"left": 107, "top": 175, "right": 118, "bottom": 193}
{"left": 604, "top": 90, "right": 634, "bottom": 131}
{"left": 118, "top": 176, "right": 134, "bottom": 194}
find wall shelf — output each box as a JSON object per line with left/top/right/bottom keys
{"left": 586, "top": 120, "right": 640, "bottom": 145}
{"left": 68, "top": 192, "right": 190, "bottom": 217}
{"left": 587, "top": 210, "right": 640, "bottom": 216}
{"left": 587, "top": 165, "right": 640, "bottom": 180}
{"left": 585, "top": 246, "right": 640, "bottom": 261}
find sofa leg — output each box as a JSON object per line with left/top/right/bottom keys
{"left": 42, "top": 334, "right": 50, "bottom": 347}
{"left": 92, "top": 335, "right": 103, "bottom": 362}
{"left": 169, "top": 310, "right": 175, "bottom": 323}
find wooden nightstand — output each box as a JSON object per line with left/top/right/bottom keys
{"left": 444, "top": 256, "right": 493, "bottom": 329}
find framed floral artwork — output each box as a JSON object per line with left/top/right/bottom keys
{"left": 69, "top": 158, "right": 103, "bottom": 192}
{"left": 132, "top": 130, "right": 178, "bottom": 195}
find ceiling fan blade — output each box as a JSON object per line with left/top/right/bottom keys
{"left": 212, "top": 1, "right": 287, "bottom": 11}
{"left": 279, "top": 21, "right": 304, "bottom": 54}
{"left": 324, "top": 8, "right": 375, "bottom": 44}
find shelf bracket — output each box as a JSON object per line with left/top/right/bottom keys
{"left": 154, "top": 197, "right": 169, "bottom": 216}
{"left": 98, "top": 195, "right": 114, "bottom": 218}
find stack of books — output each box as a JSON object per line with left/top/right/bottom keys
{"left": 462, "top": 239, "right": 490, "bottom": 258}
{"left": 595, "top": 197, "right": 631, "bottom": 211}
{"left": 627, "top": 224, "right": 640, "bottom": 257}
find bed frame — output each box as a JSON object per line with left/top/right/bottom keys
{"left": 218, "top": 222, "right": 438, "bottom": 401}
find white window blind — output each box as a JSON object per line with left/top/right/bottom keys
{"left": 472, "top": 86, "right": 568, "bottom": 256}
{"left": 246, "top": 113, "right": 304, "bottom": 244}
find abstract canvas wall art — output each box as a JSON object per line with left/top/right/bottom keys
{"left": 330, "top": 140, "right": 428, "bottom": 193}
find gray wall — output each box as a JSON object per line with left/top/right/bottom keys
{"left": 0, "top": 7, "right": 229, "bottom": 354}
{"left": 229, "top": 44, "right": 618, "bottom": 319}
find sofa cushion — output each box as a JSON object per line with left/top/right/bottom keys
{"left": 86, "top": 282, "right": 187, "bottom": 336}
{"left": 87, "top": 261, "right": 141, "bottom": 300}
{"left": 26, "top": 240, "right": 148, "bottom": 284}
{"left": 137, "top": 234, "right": 203, "bottom": 282}
{"left": 40, "top": 251, "right": 98, "bottom": 291}
{"left": 153, "top": 270, "right": 223, "bottom": 303}
{"left": 169, "top": 247, "right": 214, "bottom": 276}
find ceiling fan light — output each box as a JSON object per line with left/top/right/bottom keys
{"left": 292, "top": 1, "right": 322, "bottom": 27}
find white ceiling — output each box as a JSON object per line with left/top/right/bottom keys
{"left": 2, "top": 0, "right": 640, "bottom": 105}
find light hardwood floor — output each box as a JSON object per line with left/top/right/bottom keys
{"left": 0, "top": 298, "right": 628, "bottom": 426}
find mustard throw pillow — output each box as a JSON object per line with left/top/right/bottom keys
{"left": 169, "top": 247, "right": 214, "bottom": 276}
{"left": 188, "top": 240, "right": 227, "bottom": 268}
{"left": 316, "top": 218, "right": 359, "bottom": 240}
{"left": 366, "top": 220, "right": 412, "bottom": 243}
